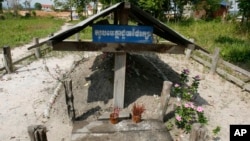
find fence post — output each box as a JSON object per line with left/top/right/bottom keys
{"left": 189, "top": 123, "right": 209, "bottom": 141}
{"left": 185, "top": 44, "right": 195, "bottom": 59}
{"left": 75, "top": 32, "right": 80, "bottom": 41}
{"left": 28, "top": 125, "right": 48, "bottom": 141}
{"left": 63, "top": 79, "right": 75, "bottom": 123}
{"left": 210, "top": 48, "right": 220, "bottom": 74}
{"left": 159, "top": 81, "right": 172, "bottom": 121}
{"left": 3, "top": 46, "right": 13, "bottom": 73}
{"left": 34, "top": 38, "right": 41, "bottom": 59}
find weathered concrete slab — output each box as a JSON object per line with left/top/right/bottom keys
{"left": 71, "top": 119, "right": 173, "bottom": 141}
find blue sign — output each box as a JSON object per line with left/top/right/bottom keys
{"left": 92, "top": 25, "right": 153, "bottom": 44}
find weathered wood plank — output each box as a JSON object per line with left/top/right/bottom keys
{"left": 113, "top": 53, "right": 126, "bottom": 108}
{"left": 222, "top": 60, "right": 250, "bottom": 78}
{"left": 189, "top": 123, "right": 209, "bottom": 141}
{"left": 185, "top": 44, "right": 195, "bottom": 59}
{"left": 113, "top": 3, "right": 129, "bottom": 108}
{"left": 34, "top": 38, "right": 41, "bottom": 59}
{"left": 210, "top": 48, "right": 220, "bottom": 74}
{"left": 52, "top": 41, "right": 182, "bottom": 53}
{"left": 63, "top": 79, "right": 76, "bottom": 123}
{"left": 217, "top": 68, "right": 245, "bottom": 87}
{"left": 28, "top": 125, "right": 48, "bottom": 141}
{"left": 3, "top": 46, "right": 13, "bottom": 73}
{"left": 197, "top": 49, "right": 212, "bottom": 58}
{"left": 191, "top": 55, "right": 211, "bottom": 68}
{"left": 160, "top": 81, "right": 172, "bottom": 122}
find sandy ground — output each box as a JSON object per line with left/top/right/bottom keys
{"left": 0, "top": 26, "right": 250, "bottom": 141}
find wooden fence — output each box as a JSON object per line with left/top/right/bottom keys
{"left": 186, "top": 46, "right": 250, "bottom": 92}
{"left": 0, "top": 38, "right": 51, "bottom": 75}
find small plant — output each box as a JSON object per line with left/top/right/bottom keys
{"left": 131, "top": 103, "right": 145, "bottom": 123}
{"left": 172, "top": 69, "right": 201, "bottom": 101}
{"left": 165, "top": 119, "right": 175, "bottom": 131}
{"left": 110, "top": 107, "right": 120, "bottom": 124}
{"left": 175, "top": 102, "right": 208, "bottom": 133}
{"left": 132, "top": 103, "right": 145, "bottom": 116}
{"left": 212, "top": 126, "right": 221, "bottom": 136}
{"left": 180, "top": 69, "right": 190, "bottom": 84}
{"left": 110, "top": 107, "right": 120, "bottom": 118}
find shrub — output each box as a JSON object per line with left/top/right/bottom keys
{"left": 175, "top": 102, "right": 208, "bottom": 133}
{"left": 172, "top": 69, "right": 201, "bottom": 101}
{"left": 172, "top": 69, "right": 208, "bottom": 133}
{"left": 32, "top": 11, "right": 36, "bottom": 17}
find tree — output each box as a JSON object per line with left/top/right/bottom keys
{"left": 192, "top": 0, "right": 221, "bottom": 19}
{"left": 34, "top": 2, "right": 42, "bottom": 10}
{"left": 138, "top": 0, "right": 164, "bottom": 19}
{"left": 23, "top": 0, "right": 31, "bottom": 13}
{"left": 54, "top": 0, "right": 87, "bottom": 21}
{"left": 237, "top": 0, "right": 250, "bottom": 24}
{"left": 6, "top": 0, "right": 21, "bottom": 16}
{"left": 0, "top": 0, "right": 3, "bottom": 13}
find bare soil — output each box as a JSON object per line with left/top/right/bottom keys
{"left": 0, "top": 49, "right": 250, "bottom": 141}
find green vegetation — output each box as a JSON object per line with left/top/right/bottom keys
{"left": 212, "top": 126, "right": 221, "bottom": 136}
{"left": 167, "top": 20, "right": 250, "bottom": 65}
{"left": 0, "top": 17, "right": 65, "bottom": 47}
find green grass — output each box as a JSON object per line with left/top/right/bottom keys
{"left": 0, "top": 17, "right": 65, "bottom": 47}
{"left": 166, "top": 20, "right": 250, "bottom": 65}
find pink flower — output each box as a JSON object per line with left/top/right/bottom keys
{"left": 197, "top": 106, "right": 204, "bottom": 112}
{"left": 184, "top": 103, "right": 190, "bottom": 108}
{"left": 193, "top": 75, "right": 200, "bottom": 81}
{"left": 189, "top": 102, "right": 195, "bottom": 109}
{"left": 176, "top": 115, "right": 182, "bottom": 121}
{"left": 174, "top": 83, "right": 180, "bottom": 87}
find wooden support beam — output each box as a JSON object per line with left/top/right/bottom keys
{"left": 28, "top": 125, "right": 48, "bottom": 141}
{"left": 185, "top": 44, "right": 195, "bottom": 59}
{"left": 63, "top": 79, "right": 75, "bottom": 123}
{"left": 210, "top": 48, "right": 220, "bottom": 74}
{"left": 113, "top": 53, "right": 126, "bottom": 108}
{"left": 189, "top": 123, "right": 209, "bottom": 141}
{"left": 52, "top": 41, "right": 183, "bottom": 53}
{"left": 113, "top": 2, "right": 130, "bottom": 108}
{"left": 3, "top": 46, "right": 13, "bottom": 73}
{"left": 159, "top": 81, "right": 172, "bottom": 122}
{"left": 34, "top": 38, "right": 41, "bottom": 59}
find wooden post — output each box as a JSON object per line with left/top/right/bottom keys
{"left": 113, "top": 53, "right": 127, "bottom": 108}
{"left": 210, "top": 48, "right": 220, "bottom": 74}
{"left": 113, "top": 2, "right": 130, "bottom": 108}
{"left": 75, "top": 32, "right": 80, "bottom": 41}
{"left": 185, "top": 44, "right": 195, "bottom": 59}
{"left": 28, "top": 125, "right": 48, "bottom": 141}
{"left": 63, "top": 79, "right": 75, "bottom": 122}
{"left": 189, "top": 123, "right": 209, "bottom": 141}
{"left": 3, "top": 46, "right": 13, "bottom": 73}
{"left": 159, "top": 81, "right": 172, "bottom": 121}
{"left": 34, "top": 38, "right": 41, "bottom": 59}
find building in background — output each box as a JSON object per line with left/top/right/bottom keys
{"left": 228, "top": 0, "right": 239, "bottom": 15}
{"left": 41, "top": 4, "right": 52, "bottom": 11}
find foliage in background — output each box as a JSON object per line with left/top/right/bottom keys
{"left": 138, "top": 0, "right": 163, "bottom": 19}
{"left": 0, "top": 0, "right": 3, "bottom": 13}
{"left": 237, "top": 0, "right": 250, "bottom": 24}
{"left": 0, "top": 17, "right": 65, "bottom": 47}
{"left": 167, "top": 20, "right": 250, "bottom": 65}
{"left": 34, "top": 2, "right": 42, "bottom": 10}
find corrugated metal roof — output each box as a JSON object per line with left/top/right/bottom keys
{"left": 49, "top": 2, "right": 206, "bottom": 52}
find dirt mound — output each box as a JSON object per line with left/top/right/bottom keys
{"left": 62, "top": 53, "right": 176, "bottom": 121}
